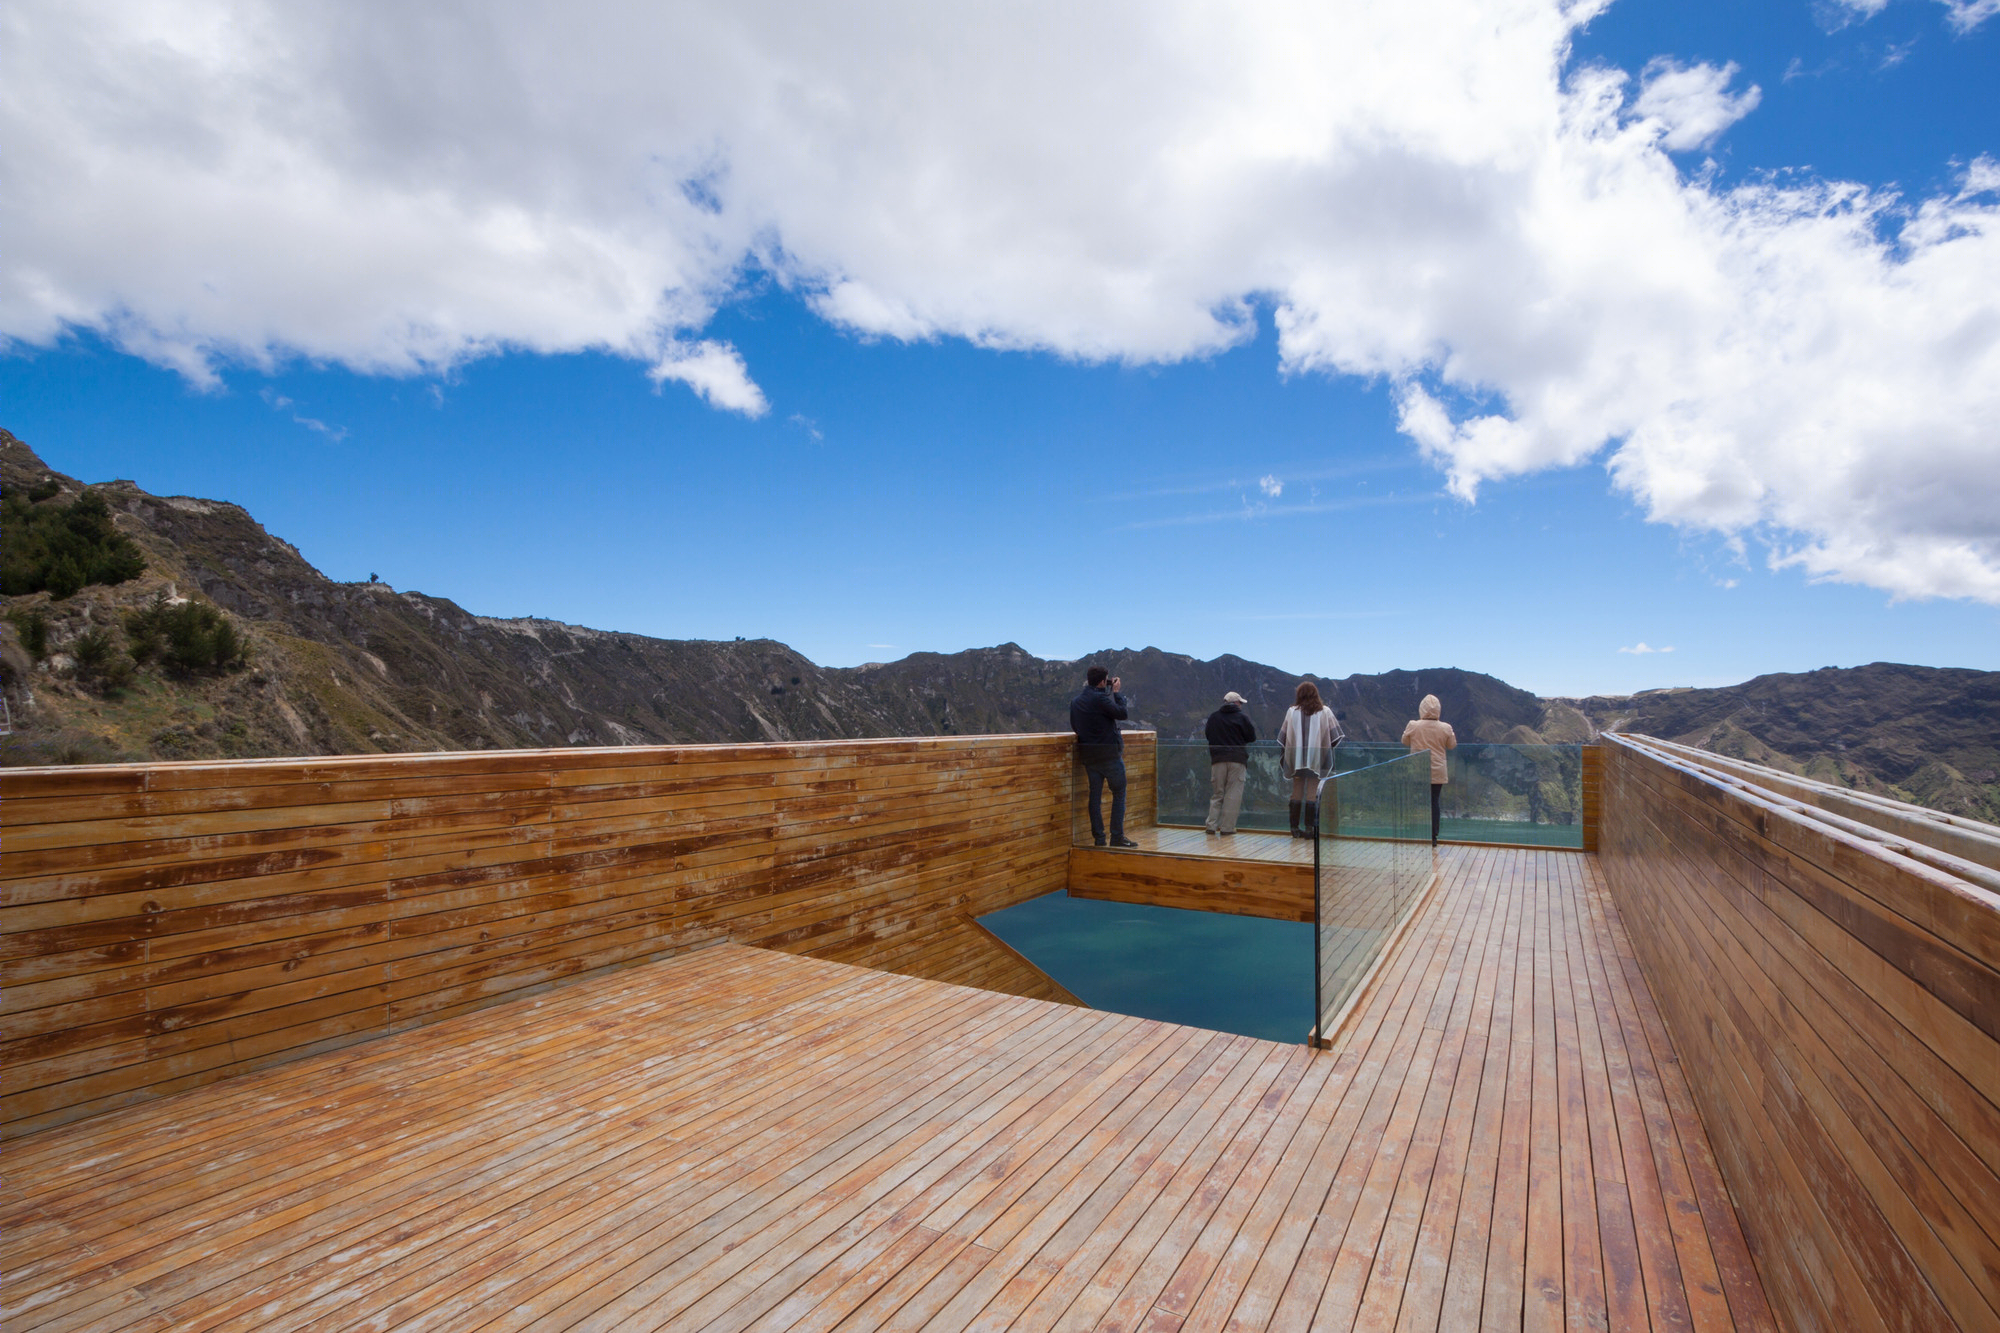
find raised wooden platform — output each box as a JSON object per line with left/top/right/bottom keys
{"left": 1069, "top": 829, "right": 1315, "bottom": 922}
{"left": 1105, "top": 827, "right": 1317, "bottom": 865}
{"left": 2, "top": 845, "right": 1772, "bottom": 1331}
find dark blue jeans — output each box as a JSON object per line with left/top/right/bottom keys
{"left": 1084, "top": 756, "right": 1127, "bottom": 843}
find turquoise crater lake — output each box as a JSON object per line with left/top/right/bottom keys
{"left": 978, "top": 890, "right": 1313, "bottom": 1044}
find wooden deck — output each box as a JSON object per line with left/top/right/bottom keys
{"left": 2, "top": 845, "right": 1772, "bottom": 1332}
{"left": 1108, "top": 827, "right": 1316, "bottom": 865}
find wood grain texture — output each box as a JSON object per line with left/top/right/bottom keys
{"left": 1581, "top": 743, "right": 1603, "bottom": 854}
{"left": 1598, "top": 735, "right": 2000, "bottom": 1333}
{"left": 1085, "top": 823, "right": 1318, "bottom": 865}
{"left": 0, "top": 846, "right": 1771, "bottom": 1332}
{"left": 0, "top": 734, "right": 1080, "bottom": 1135}
{"left": 1068, "top": 730, "right": 1156, "bottom": 839}
{"left": 1629, "top": 734, "right": 2000, "bottom": 875}
{"left": 1067, "top": 845, "right": 1315, "bottom": 921}
{"left": 819, "top": 912, "right": 1086, "bottom": 1007}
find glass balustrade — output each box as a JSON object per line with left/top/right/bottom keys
{"left": 1154, "top": 739, "right": 1297, "bottom": 833}
{"left": 1314, "top": 749, "right": 1432, "bottom": 1040}
{"left": 1149, "top": 738, "right": 1584, "bottom": 849}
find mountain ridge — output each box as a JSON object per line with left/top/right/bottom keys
{"left": 3, "top": 429, "right": 1993, "bottom": 821}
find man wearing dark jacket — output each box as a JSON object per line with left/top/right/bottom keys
{"left": 1070, "top": 666, "right": 1137, "bottom": 847}
{"left": 1204, "top": 691, "right": 1258, "bottom": 835}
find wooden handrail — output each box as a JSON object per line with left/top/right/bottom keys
{"left": 1623, "top": 732, "right": 2000, "bottom": 873}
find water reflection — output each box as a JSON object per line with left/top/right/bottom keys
{"left": 978, "top": 890, "right": 1312, "bottom": 1044}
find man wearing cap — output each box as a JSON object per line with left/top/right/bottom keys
{"left": 1203, "top": 691, "right": 1258, "bottom": 836}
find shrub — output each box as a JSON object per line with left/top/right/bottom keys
{"left": 125, "top": 596, "right": 249, "bottom": 674}
{"left": 70, "top": 629, "right": 137, "bottom": 692}
{"left": 0, "top": 728, "right": 136, "bottom": 767}
{"left": 0, "top": 487, "right": 147, "bottom": 598}
{"left": 72, "top": 629, "right": 114, "bottom": 670}
{"left": 7, "top": 609, "right": 49, "bottom": 659}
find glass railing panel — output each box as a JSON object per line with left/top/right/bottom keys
{"left": 1292, "top": 740, "right": 1583, "bottom": 849}
{"left": 1154, "top": 739, "right": 1295, "bottom": 833}
{"left": 1315, "top": 749, "right": 1431, "bottom": 1041}
{"left": 1078, "top": 737, "right": 1583, "bottom": 851}
{"left": 1445, "top": 742, "right": 1584, "bottom": 847}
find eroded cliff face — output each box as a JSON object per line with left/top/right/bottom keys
{"left": 4, "top": 428, "right": 1993, "bottom": 821}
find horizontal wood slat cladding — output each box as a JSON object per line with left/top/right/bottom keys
{"left": 1067, "top": 847, "right": 1314, "bottom": 922}
{"left": 816, "top": 912, "right": 1085, "bottom": 1007}
{"left": 1597, "top": 736, "right": 2000, "bottom": 1333}
{"left": 1069, "top": 731, "right": 1156, "bottom": 839}
{"left": 1581, "top": 743, "right": 1602, "bottom": 853}
{"left": 0, "top": 734, "right": 1077, "bottom": 1136}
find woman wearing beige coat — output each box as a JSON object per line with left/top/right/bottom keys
{"left": 1401, "top": 693, "right": 1456, "bottom": 845}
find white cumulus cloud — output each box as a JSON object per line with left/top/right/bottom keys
{"left": 1631, "top": 59, "right": 1761, "bottom": 151}
{"left": 648, "top": 341, "right": 768, "bottom": 417}
{"left": 2, "top": 1, "right": 1997, "bottom": 600}
{"left": 1618, "top": 642, "right": 1675, "bottom": 654}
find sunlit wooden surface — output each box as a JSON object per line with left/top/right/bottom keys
{"left": 1603, "top": 737, "right": 2000, "bottom": 1332}
{"left": 2, "top": 846, "right": 1772, "bottom": 1332}
{"left": 1114, "top": 825, "right": 1318, "bottom": 864}
{"left": 1067, "top": 828, "right": 1317, "bottom": 922}
{"left": 0, "top": 736, "right": 1077, "bottom": 1135}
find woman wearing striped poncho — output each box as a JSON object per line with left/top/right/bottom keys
{"left": 1280, "top": 681, "right": 1344, "bottom": 838}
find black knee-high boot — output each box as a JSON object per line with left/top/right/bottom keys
{"left": 1302, "top": 802, "right": 1318, "bottom": 839}
{"left": 1288, "top": 800, "right": 1302, "bottom": 837}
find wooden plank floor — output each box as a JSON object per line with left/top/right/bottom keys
{"left": 1097, "top": 826, "right": 1314, "bottom": 865}
{"left": 1, "top": 847, "right": 1773, "bottom": 1332}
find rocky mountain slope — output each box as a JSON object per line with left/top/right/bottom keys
{"left": 849, "top": 645, "right": 1588, "bottom": 748}
{"left": 1572, "top": 665, "right": 2000, "bottom": 821}
{"left": 3, "top": 429, "right": 1993, "bottom": 820}
{"left": 0, "top": 431, "right": 942, "bottom": 763}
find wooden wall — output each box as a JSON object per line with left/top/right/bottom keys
{"left": 1067, "top": 846, "right": 1313, "bottom": 922}
{"left": 0, "top": 734, "right": 1076, "bottom": 1137}
{"left": 1598, "top": 736, "right": 2000, "bottom": 1333}
{"left": 1580, "top": 743, "right": 1602, "bottom": 852}
{"left": 1067, "top": 730, "right": 1156, "bottom": 840}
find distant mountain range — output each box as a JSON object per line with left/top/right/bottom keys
{"left": 3, "top": 428, "right": 1994, "bottom": 822}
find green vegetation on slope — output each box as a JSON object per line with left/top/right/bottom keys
{"left": 1, "top": 486, "right": 146, "bottom": 598}
{"left": 125, "top": 596, "right": 249, "bottom": 674}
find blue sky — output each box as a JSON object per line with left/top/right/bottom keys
{"left": 3, "top": 0, "right": 1996, "bottom": 698}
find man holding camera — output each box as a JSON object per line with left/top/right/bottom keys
{"left": 1070, "top": 665, "right": 1138, "bottom": 848}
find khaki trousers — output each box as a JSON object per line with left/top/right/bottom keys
{"left": 1206, "top": 761, "right": 1248, "bottom": 833}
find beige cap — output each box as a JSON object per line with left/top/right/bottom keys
{"left": 1223, "top": 691, "right": 1246, "bottom": 704}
